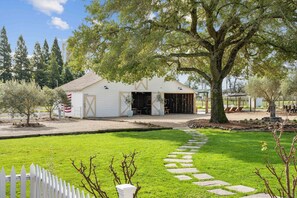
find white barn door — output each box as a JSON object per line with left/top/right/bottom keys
{"left": 119, "top": 92, "right": 132, "bottom": 116}
{"left": 84, "top": 95, "right": 96, "bottom": 118}
{"left": 151, "top": 92, "right": 164, "bottom": 115}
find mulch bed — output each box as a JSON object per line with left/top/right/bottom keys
{"left": 187, "top": 119, "right": 297, "bottom": 132}
{"left": 12, "top": 122, "right": 45, "bottom": 128}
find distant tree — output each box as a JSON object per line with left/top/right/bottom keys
{"left": 42, "top": 87, "right": 69, "bottom": 119}
{"left": 0, "top": 26, "right": 12, "bottom": 82}
{"left": 51, "top": 38, "right": 63, "bottom": 75}
{"left": 14, "top": 35, "right": 31, "bottom": 81}
{"left": 245, "top": 77, "right": 283, "bottom": 118}
{"left": 48, "top": 52, "right": 61, "bottom": 88}
{"left": 32, "top": 42, "right": 47, "bottom": 87}
{"left": 0, "top": 80, "right": 43, "bottom": 125}
{"left": 62, "top": 66, "right": 74, "bottom": 84}
{"left": 42, "top": 39, "right": 50, "bottom": 66}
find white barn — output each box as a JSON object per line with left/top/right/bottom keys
{"left": 60, "top": 72, "right": 196, "bottom": 118}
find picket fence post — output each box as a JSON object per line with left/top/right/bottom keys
{"left": 116, "top": 184, "right": 137, "bottom": 198}
{"left": 0, "top": 167, "right": 6, "bottom": 198}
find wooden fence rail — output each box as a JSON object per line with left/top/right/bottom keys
{"left": 0, "top": 164, "right": 136, "bottom": 198}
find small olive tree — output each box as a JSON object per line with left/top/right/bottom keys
{"left": 0, "top": 80, "right": 44, "bottom": 125}
{"left": 245, "top": 77, "right": 283, "bottom": 118}
{"left": 42, "top": 87, "right": 70, "bottom": 119}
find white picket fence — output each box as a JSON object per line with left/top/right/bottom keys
{"left": 0, "top": 164, "right": 90, "bottom": 198}
{"left": 0, "top": 164, "right": 136, "bottom": 198}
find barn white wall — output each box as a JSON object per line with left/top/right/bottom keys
{"left": 65, "top": 92, "right": 84, "bottom": 118}
{"left": 68, "top": 77, "right": 195, "bottom": 118}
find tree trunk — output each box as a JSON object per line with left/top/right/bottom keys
{"left": 49, "top": 110, "right": 52, "bottom": 119}
{"left": 26, "top": 114, "right": 30, "bottom": 125}
{"left": 269, "top": 101, "right": 276, "bottom": 118}
{"left": 210, "top": 79, "right": 229, "bottom": 123}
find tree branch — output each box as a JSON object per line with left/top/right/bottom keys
{"left": 176, "top": 60, "right": 211, "bottom": 82}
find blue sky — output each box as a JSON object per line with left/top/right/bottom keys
{"left": 0, "top": 0, "right": 90, "bottom": 54}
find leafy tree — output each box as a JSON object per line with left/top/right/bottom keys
{"left": 42, "top": 87, "right": 69, "bottom": 119}
{"left": 32, "top": 42, "right": 47, "bottom": 87}
{"left": 42, "top": 39, "right": 50, "bottom": 66}
{"left": 68, "top": 0, "right": 296, "bottom": 123}
{"left": 0, "top": 80, "right": 43, "bottom": 125}
{"left": 14, "top": 35, "right": 31, "bottom": 81}
{"left": 51, "top": 38, "right": 64, "bottom": 75}
{"left": 48, "top": 52, "right": 61, "bottom": 88}
{"left": 0, "top": 26, "right": 12, "bottom": 82}
{"left": 62, "top": 66, "right": 74, "bottom": 84}
{"left": 245, "top": 77, "right": 283, "bottom": 118}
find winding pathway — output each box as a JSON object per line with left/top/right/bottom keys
{"left": 163, "top": 127, "right": 270, "bottom": 197}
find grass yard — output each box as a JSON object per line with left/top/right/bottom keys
{"left": 1, "top": 128, "right": 296, "bottom": 197}
{"left": 195, "top": 129, "right": 297, "bottom": 197}
{"left": 0, "top": 129, "right": 213, "bottom": 198}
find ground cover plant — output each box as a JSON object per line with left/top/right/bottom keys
{"left": 195, "top": 128, "right": 297, "bottom": 196}
{"left": 0, "top": 129, "right": 213, "bottom": 198}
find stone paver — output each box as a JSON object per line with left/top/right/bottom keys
{"left": 193, "top": 173, "right": 214, "bottom": 180}
{"left": 167, "top": 168, "right": 199, "bottom": 174}
{"left": 171, "top": 152, "right": 195, "bottom": 155}
{"left": 190, "top": 149, "right": 198, "bottom": 152}
{"left": 182, "top": 155, "right": 192, "bottom": 159}
{"left": 174, "top": 175, "right": 192, "bottom": 181}
{"left": 188, "top": 140, "right": 197, "bottom": 142}
{"left": 193, "top": 180, "right": 230, "bottom": 187}
{"left": 180, "top": 146, "right": 200, "bottom": 149}
{"left": 241, "top": 193, "right": 271, "bottom": 198}
{"left": 180, "top": 163, "right": 193, "bottom": 167}
{"left": 208, "top": 189, "right": 235, "bottom": 196}
{"left": 167, "top": 155, "right": 177, "bottom": 158}
{"left": 164, "top": 163, "right": 177, "bottom": 168}
{"left": 226, "top": 185, "right": 255, "bottom": 193}
{"left": 176, "top": 149, "right": 187, "bottom": 151}
{"left": 164, "top": 158, "right": 193, "bottom": 163}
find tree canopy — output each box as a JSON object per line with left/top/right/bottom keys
{"left": 14, "top": 35, "right": 31, "bottom": 81}
{"left": 68, "top": 0, "right": 297, "bottom": 123}
{"left": 0, "top": 27, "right": 12, "bottom": 82}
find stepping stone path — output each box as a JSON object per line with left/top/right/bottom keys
{"left": 163, "top": 127, "right": 267, "bottom": 197}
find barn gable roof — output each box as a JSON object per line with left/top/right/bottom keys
{"left": 60, "top": 71, "right": 102, "bottom": 92}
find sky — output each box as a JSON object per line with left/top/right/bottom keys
{"left": 0, "top": 0, "right": 90, "bottom": 54}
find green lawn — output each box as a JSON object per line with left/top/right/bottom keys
{"left": 0, "top": 130, "right": 213, "bottom": 198}
{"left": 195, "top": 129, "right": 297, "bottom": 197}
{"left": 1, "top": 129, "right": 296, "bottom": 197}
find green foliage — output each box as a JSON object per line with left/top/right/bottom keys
{"left": 68, "top": 0, "right": 296, "bottom": 123}
{"left": 62, "top": 66, "right": 74, "bottom": 84}
{"left": 42, "top": 39, "right": 50, "bottom": 66}
{"left": 48, "top": 52, "right": 61, "bottom": 88}
{"left": 0, "top": 26, "right": 12, "bottom": 82}
{"left": 42, "top": 87, "right": 69, "bottom": 119}
{"left": 51, "top": 38, "right": 64, "bottom": 75}
{"left": 0, "top": 80, "right": 43, "bottom": 124}
{"left": 14, "top": 35, "right": 31, "bottom": 81}
{"left": 281, "top": 71, "right": 297, "bottom": 97}
{"left": 32, "top": 42, "right": 47, "bottom": 88}
{"left": 245, "top": 77, "right": 282, "bottom": 103}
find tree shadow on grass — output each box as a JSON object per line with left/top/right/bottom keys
{"left": 198, "top": 129, "right": 297, "bottom": 164}
{"left": 111, "top": 129, "right": 191, "bottom": 143}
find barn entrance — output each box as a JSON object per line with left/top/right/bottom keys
{"left": 164, "top": 93, "right": 194, "bottom": 114}
{"left": 84, "top": 95, "right": 96, "bottom": 118}
{"left": 132, "top": 92, "right": 152, "bottom": 115}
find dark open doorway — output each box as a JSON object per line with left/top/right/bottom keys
{"left": 165, "top": 93, "right": 194, "bottom": 114}
{"left": 132, "top": 92, "right": 152, "bottom": 115}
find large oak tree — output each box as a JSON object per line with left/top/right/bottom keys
{"left": 68, "top": 0, "right": 296, "bottom": 123}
